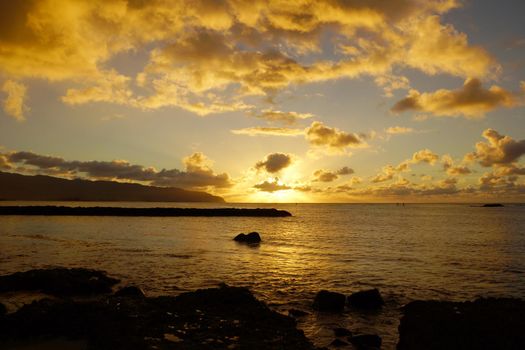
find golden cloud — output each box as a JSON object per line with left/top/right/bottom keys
{"left": 465, "top": 128, "right": 525, "bottom": 167}
{"left": 1, "top": 80, "right": 28, "bottom": 121}
{"left": 253, "top": 179, "right": 291, "bottom": 192}
{"left": 231, "top": 127, "right": 304, "bottom": 136}
{"left": 255, "top": 109, "right": 313, "bottom": 125}
{"left": 386, "top": 126, "right": 414, "bottom": 134}
{"left": 305, "top": 121, "right": 365, "bottom": 153}
{"left": 0, "top": 0, "right": 500, "bottom": 117}
{"left": 391, "top": 78, "right": 519, "bottom": 118}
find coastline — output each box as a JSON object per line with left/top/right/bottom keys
{"left": 1, "top": 268, "right": 524, "bottom": 350}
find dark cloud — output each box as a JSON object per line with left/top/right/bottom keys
{"left": 3, "top": 150, "right": 232, "bottom": 190}
{"left": 255, "top": 153, "right": 293, "bottom": 173}
{"left": 253, "top": 180, "right": 291, "bottom": 192}
{"left": 313, "top": 166, "right": 354, "bottom": 182}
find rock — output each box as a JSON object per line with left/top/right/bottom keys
{"left": 0, "top": 279, "right": 318, "bottom": 350}
{"left": 0, "top": 268, "right": 119, "bottom": 297}
{"left": 289, "top": 309, "right": 309, "bottom": 318}
{"left": 0, "top": 303, "right": 6, "bottom": 316}
{"left": 333, "top": 327, "right": 352, "bottom": 337}
{"left": 397, "top": 298, "right": 525, "bottom": 350}
{"left": 330, "top": 338, "right": 349, "bottom": 347}
{"left": 347, "top": 289, "right": 384, "bottom": 310}
{"left": 482, "top": 203, "right": 503, "bottom": 207}
{"left": 233, "top": 232, "right": 262, "bottom": 244}
{"left": 350, "top": 334, "right": 382, "bottom": 349}
{"left": 313, "top": 290, "right": 346, "bottom": 312}
{"left": 114, "top": 286, "right": 146, "bottom": 298}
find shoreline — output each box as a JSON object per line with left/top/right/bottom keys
{"left": 1, "top": 268, "right": 524, "bottom": 349}
{"left": 0, "top": 206, "right": 292, "bottom": 217}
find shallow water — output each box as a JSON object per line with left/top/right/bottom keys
{"left": 1, "top": 202, "right": 524, "bottom": 349}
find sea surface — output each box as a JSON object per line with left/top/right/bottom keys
{"left": 1, "top": 202, "right": 525, "bottom": 349}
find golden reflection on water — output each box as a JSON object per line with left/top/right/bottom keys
{"left": 1, "top": 203, "right": 524, "bottom": 348}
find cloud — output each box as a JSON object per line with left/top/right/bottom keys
{"left": 391, "top": 78, "right": 519, "bottom": 118}
{"left": 386, "top": 126, "right": 414, "bottom": 135}
{"left": 231, "top": 127, "right": 303, "bottom": 137}
{"left": 411, "top": 149, "right": 439, "bottom": 165}
{"left": 253, "top": 179, "right": 291, "bottom": 192}
{"left": 305, "top": 121, "right": 365, "bottom": 153}
{"left": 0, "top": 0, "right": 500, "bottom": 117}
{"left": 1, "top": 80, "right": 28, "bottom": 121}
{"left": 255, "top": 153, "right": 293, "bottom": 173}
{"left": 442, "top": 154, "right": 472, "bottom": 175}
{"left": 0, "top": 154, "right": 12, "bottom": 169}
{"left": 3, "top": 150, "right": 232, "bottom": 190}
{"left": 313, "top": 166, "right": 354, "bottom": 182}
{"left": 255, "top": 109, "right": 313, "bottom": 125}
{"left": 465, "top": 129, "right": 525, "bottom": 167}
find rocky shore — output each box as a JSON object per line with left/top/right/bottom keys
{"left": 1, "top": 268, "right": 525, "bottom": 349}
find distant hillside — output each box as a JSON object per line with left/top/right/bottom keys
{"left": 0, "top": 172, "right": 225, "bottom": 202}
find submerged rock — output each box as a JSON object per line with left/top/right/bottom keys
{"left": 482, "top": 203, "right": 504, "bottom": 207}
{"left": 397, "top": 298, "right": 525, "bottom": 350}
{"left": 114, "top": 286, "right": 146, "bottom": 298}
{"left": 234, "top": 231, "right": 262, "bottom": 244}
{"left": 313, "top": 290, "right": 346, "bottom": 312}
{"left": 0, "top": 279, "right": 318, "bottom": 349}
{"left": 347, "top": 289, "right": 384, "bottom": 310}
{"left": 0, "top": 268, "right": 119, "bottom": 297}
{"left": 350, "top": 334, "right": 382, "bottom": 349}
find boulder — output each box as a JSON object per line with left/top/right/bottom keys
{"left": 350, "top": 334, "right": 382, "bottom": 349}
{"left": 0, "top": 303, "right": 6, "bottom": 316}
{"left": 114, "top": 286, "right": 146, "bottom": 298}
{"left": 334, "top": 327, "right": 352, "bottom": 337}
{"left": 397, "top": 298, "right": 525, "bottom": 350}
{"left": 233, "top": 231, "right": 262, "bottom": 244}
{"left": 0, "top": 268, "right": 119, "bottom": 297}
{"left": 313, "top": 290, "right": 346, "bottom": 312}
{"left": 347, "top": 289, "right": 384, "bottom": 310}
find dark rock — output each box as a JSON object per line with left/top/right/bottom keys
{"left": 0, "top": 303, "right": 6, "bottom": 316}
{"left": 313, "top": 290, "right": 346, "bottom": 312}
{"left": 350, "top": 334, "right": 382, "bottom": 349}
{"left": 334, "top": 327, "right": 352, "bottom": 337}
{"left": 0, "top": 281, "right": 318, "bottom": 350}
{"left": 347, "top": 289, "right": 384, "bottom": 310}
{"left": 234, "top": 231, "right": 262, "bottom": 243}
{"left": 114, "top": 286, "right": 146, "bottom": 298}
{"left": 397, "top": 298, "right": 525, "bottom": 350}
{"left": 482, "top": 203, "right": 504, "bottom": 207}
{"left": 330, "top": 338, "right": 349, "bottom": 347}
{"left": 0, "top": 268, "right": 119, "bottom": 297}
{"left": 289, "top": 308, "right": 309, "bottom": 317}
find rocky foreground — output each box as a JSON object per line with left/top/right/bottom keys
{"left": 1, "top": 268, "right": 525, "bottom": 349}
{"left": 0, "top": 268, "right": 315, "bottom": 349}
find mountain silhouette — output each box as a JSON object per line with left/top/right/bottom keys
{"left": 0, "top": 172, "right": 224, "bottom": 202}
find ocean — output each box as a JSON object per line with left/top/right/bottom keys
{"left": 1, "top": 202, "right": 524, "bottom": 348}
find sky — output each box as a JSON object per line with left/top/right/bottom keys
{"left": 0, "top": 0, "right": 524, "bottom": 203}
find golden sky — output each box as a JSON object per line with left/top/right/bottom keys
{"left": 1, "top": 0, "right": 524, "bottom": 202}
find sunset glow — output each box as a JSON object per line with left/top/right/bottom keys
{"left": 1, "top": 0, "right": 524, "bottom": 202}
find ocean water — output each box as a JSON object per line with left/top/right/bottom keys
{"left": 1, "top": 202, "right": 524, "bottom": 348}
